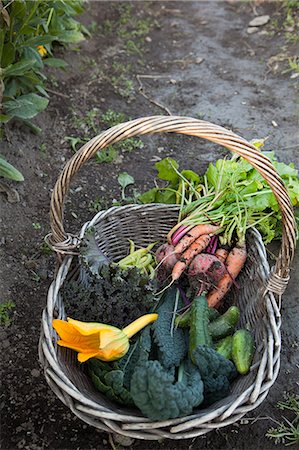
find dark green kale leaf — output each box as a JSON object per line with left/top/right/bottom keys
{"left": 62, "top": 264, "right": 158, "bottom": 329}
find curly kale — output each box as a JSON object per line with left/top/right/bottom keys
{"left": 152, "top": 286, "right": 188, "bottom": 369}
{"left": 61, "top": 264, "right": 158, "bottom": 329}
{"left": 131, "top": 359, "right": 204, "bottom": 421}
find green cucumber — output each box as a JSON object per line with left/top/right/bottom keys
{"left": 208, "top": 306, "right": 240, "bottom": 340}
{"left": 214, "top": 336, "right": 233, "bottom": 360}
{"left": 189, "top": 295, "right": 212, "bottom": 362}
{"left": 231, "top": 329, "right": 255, "bottom": 375}
{"left": 175, "top": 308, "right": 191, "bottom": 328}
{"left": 175, "top": 306, "right": 220, "bottom": 328}
{"left": 208, "top": 307, "right": 221, "bottom": 322}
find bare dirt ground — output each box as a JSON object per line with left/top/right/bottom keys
{"left": 1, "top": 1, "right": 298, "bottom": 449}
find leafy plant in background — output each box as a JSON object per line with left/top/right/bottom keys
{"left": 0, "top": 0, "right": 88, "bottom": 180}
{"left": 66, "top": 109, "right": 144, "bottom": 163}
{"left": 0, "top": 300, "right": 15, "bottom": 326}
{"left": 266, "top": 394, "right": 299, "bottom": 446}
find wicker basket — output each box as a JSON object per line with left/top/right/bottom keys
{"left": 39, "top": 116, "right": 296, "bottom": 440}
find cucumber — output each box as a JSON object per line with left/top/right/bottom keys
{"left": 175, "top": 308, "right": 191, "bottom": 328}
{"left": 189, "top": 295, "right": 212, "bottom": 362}
{"left": 208, "top": 306, "right": 240, "bottom": 340}
{"left": 208, "top": 307, "right": 221, "bottom": 322}
{"left": 231, "top": 329, "right": 255, "bottom": 375}
{"left": 175, "top": 306, "right": 220, "bottom": 328}
{"left": 214, "top": 336, "right": 233, "bottom": 360}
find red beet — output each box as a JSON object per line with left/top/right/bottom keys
{"left": 155, "top": 243, "right": 180, "bottom": 284}
{"left": 188, "top": 253, "right": 226, "bottom": 293}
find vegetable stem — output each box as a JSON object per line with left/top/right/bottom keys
{"left": 123, "top": 314, "right": 158, "bottom": 338}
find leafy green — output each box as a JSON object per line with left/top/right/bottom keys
{"left": 152, "top": 286, "right": 188, "bottom": 369}
{"left": 79, "top": 228, "right": 109, "bottom": 276}
{"left": 4, "top": 93, "right": 48, "bottom": 119}
{"left": 155, "top": 157, "right": 179, "bottom": 182}
{"left": 88, "top": 358, "right": 134, "bottom": 405}
{"left": 118, "top": 172, "right": 135, "bottom": 200}
{"left": 138, "top": 149, "right": 299, "bottom": 245}
{"left": 131, "top": 359, "right": 204, "bottom": 421}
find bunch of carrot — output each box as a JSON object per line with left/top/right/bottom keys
{"left": 155, "top": 223, "right": 247, "bottom": 309}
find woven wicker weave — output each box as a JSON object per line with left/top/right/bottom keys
{"left": 39, "top": 117, "right": 296, "bottom": 440}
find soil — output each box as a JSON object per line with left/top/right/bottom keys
{"left": 1, "top": 1, "right": 298, "bottom": 450}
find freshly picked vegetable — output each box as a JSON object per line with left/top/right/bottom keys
{"left": 141, "top": 148, "right": 299, "bottom": 308}
{"left": 62, "top": 230, "right": 158, "bottom": 328}
{"left": 52, "top": 314, "right": 158, "bottom": 363}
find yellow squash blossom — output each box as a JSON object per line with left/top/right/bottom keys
{"left": 37, "top": 45, "right": 47, "bottom": 57}
{"left": 53, "top": 314, "right": 158, "bottom": 363}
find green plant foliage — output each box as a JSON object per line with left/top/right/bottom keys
{"left": 266, "top": 394, "right": 299, "bottom": 446}
{"left": 0, "top": 300, "right": 15, "bottom": 326}
{"left": 0, "top": 0, "right": 88, "bottom": 179}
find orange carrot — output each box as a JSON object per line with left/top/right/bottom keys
{"left": 215, "top": 248, "right": 229, "bottom": 264}
{"left": 207, "top": 242, "right": 247, "bottom": 308}
{"left": 172, "top": 234, "right": 211, "bottom": 282}
{"left": 174, "top": 224, "right": 221, "bottom": 255}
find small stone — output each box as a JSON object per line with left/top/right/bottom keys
{"left": 249, "top": 15, "right": 270, "bottom": 27}
{"left": 170, "top": 79, "right": 177, "bottom": 84}
{"left": 145, "top": 36, "right": 152, "bottom": 43}
{"left": 24, "top": 260, "right": 38, "bottom": 270}
{"left": 290, "top": 73, "right": 299, "bottom": 79}
{"left": 2, "top": 339, "right": 10, "bottom": 349}
{"left": 196, "top": 57, "right": 204, "bottom": 64}
{"left": 31, "top": 369, "right": 40, "bottom": 378}
{"left": 272, "top": 120, "right": 278, "bottom": 127}
{"left": 247, "top": 27, "right": 259, "bottom": 34}
{"left": 112, "top": 433, "right": 134, "bottom": 447}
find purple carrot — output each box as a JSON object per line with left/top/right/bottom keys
{"left": 206, "top": 235, "right": 217, "bottom": 254}
{"left": 177, "top": 284, "right": 191, "bottom": 306}
{"left": 211, "top": 235, "right": 218, "bottom": 254}
{"left": 172, "top": 225, "right": 190, "bottom": 246}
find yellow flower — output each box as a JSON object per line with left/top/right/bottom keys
{"left": 53, "top": 314, "right": 158, "bottom": 363}
{"left": 37, "top": 45, "right": 47, "bottom": 57}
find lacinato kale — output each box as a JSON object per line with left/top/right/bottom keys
{"left": 152, "top": 286, "right": 188, "bottom": 369}
{"left": 131, "top": 359, "right": 204, "bottom": 421}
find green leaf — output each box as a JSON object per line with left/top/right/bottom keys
{"left": 0, "top": 114, "right": 12, "bottom": 123}
{"left": 35, "top": 84, "right": 49, "bottom": 98}
{"left": 4, "top": 93, "right": 49, "bottom": 119}
{"left": 155, "top": 157, "right": 179, "bottom": 182}
{"left": 245, "top": 192, "right": 278, "bottom": 211}
{"left": 138, "top": 187, "right": 159, "bottom": 204}
{"left": 22, "top": 47, "right": 44, "bottom": 69}
{"left": 118, "top": 172, "right": 135, "bottom": 190}
{"left": 181, "top": 170, "right": 200, "bottom": 184}
{"left": 10, "top": 0, "right": 27, "bottom": 20}
{"left": 3, "top": 79, "right": 18, "bottom": 98}
{"left": 65, "top": 136, "right": 85, "bottom": 152}
{"left": 3, "top": 59, "right": 36, "bottom": 77}
{"left": 156, "top": 189, "right": 176, "bottom": 204}
{"left": 1, "top": 42, "right": 15, "bottom": 68}
{"left": 274, "top": 161, "right": 298, "bottom": 178}
{"left": 22, "top": 120, "right": 42, "bottom": 135}
{"left": 0, "top": 156, "right": 24, "bottom": 181}
{"left": 43, "top": 58, "right": 68, "bottom": 69}
{"left": 56, "top": 30, "right": 85, "bottom": 43}
{"left": 205, "top": 162, "right": 219, "bottom": 189}
{"left": 95, "top": 147, "right": 118, "bottom": 163}
{"left": 20, "top": 35, "right": 58, "bottom": 47}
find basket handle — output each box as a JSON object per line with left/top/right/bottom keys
{"left": 48, "top": 116, "right": 296, "bottom": 282}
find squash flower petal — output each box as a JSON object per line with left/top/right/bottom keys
{"left": 53, "top": 313, "right": 158, "bottom": 363}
